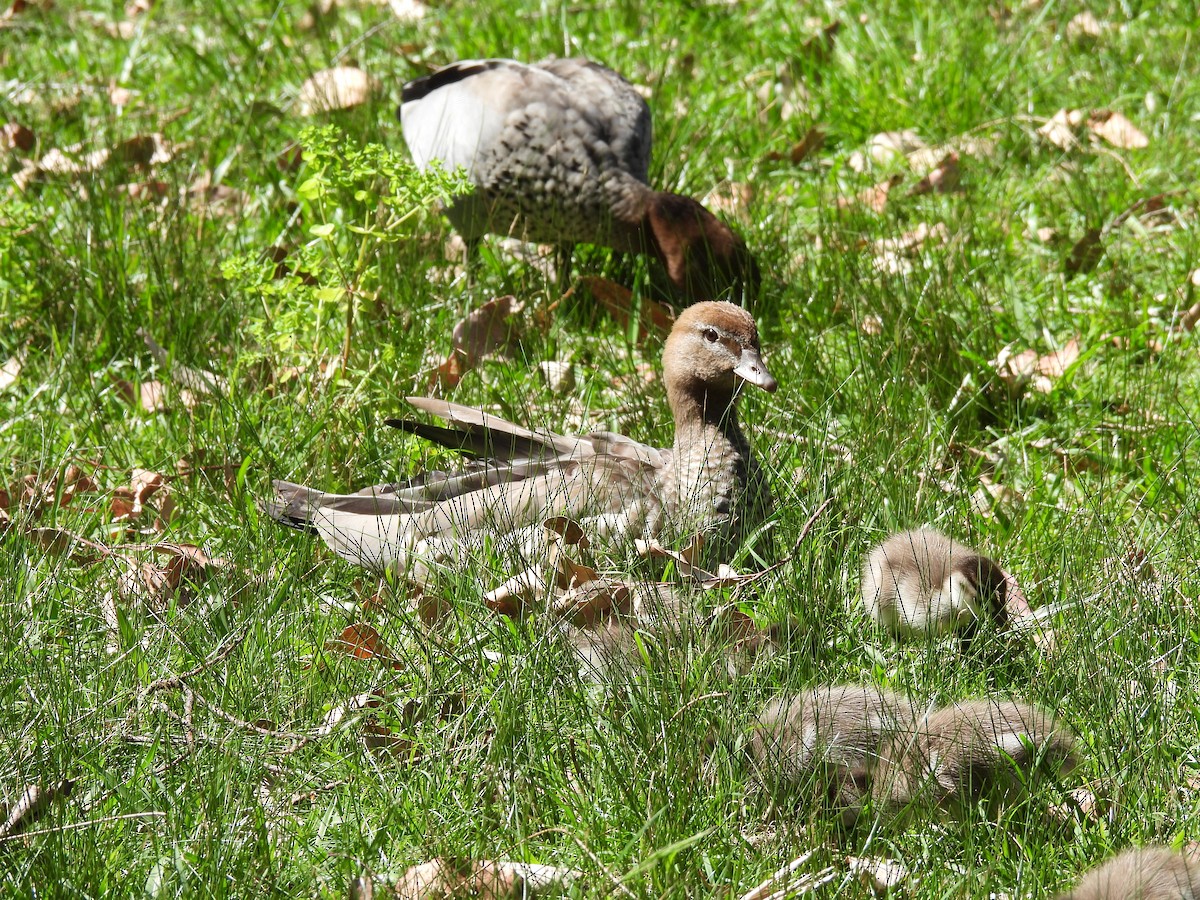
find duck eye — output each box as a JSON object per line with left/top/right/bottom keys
{"left": 702, "top": 328, "right": 719, "bottom": 343}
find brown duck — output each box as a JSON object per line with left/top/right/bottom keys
{"left": 1057, "top": 847, "right": 1200, "bottom": 900}
{"left": 268, "top": 302, "right": 776, "bottom": 582}
{"left": 399, "top": 58, "right": 758, "bottom": 300}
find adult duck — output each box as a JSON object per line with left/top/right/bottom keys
{"left": 399, "top": 57, "right": 758, "bottom": 300}
{"left": 268, "top": 302, "right": 776, "bottom": 583}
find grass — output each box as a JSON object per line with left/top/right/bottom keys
{"left": 2, "top": 0, "right": 1200, "bottom": 896}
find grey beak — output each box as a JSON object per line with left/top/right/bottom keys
{"left": 734, "top": 348, "right": 778, "bottom": 393}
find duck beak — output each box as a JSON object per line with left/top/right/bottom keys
{"left": 734, "top": 348, "right": 778, "bottom": 393}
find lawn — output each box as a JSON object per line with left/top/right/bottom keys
{"left": 2, "top": 0, "right": 1200, "bottom": 897}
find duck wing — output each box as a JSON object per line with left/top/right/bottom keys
{"left": 534, "top": 58, "right": 652, "bottom": 184}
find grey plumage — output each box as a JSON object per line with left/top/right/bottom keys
{"left": 861, "top": 528, "right": 1011, "bottom": 642}
{"left": 870, "top": 699, "right": 1077, "bottom": 816}
{"left": 267, "top": 302, "right": 775, "bottom": 582}
{"left": 1057, "top": 847, "right": 1200, "bottom": 900}
{"left": 399, "top": 58, "right": 757, "bottom": 299}
{"left": 749, "top": 684, "right": 920, "bottom": 824}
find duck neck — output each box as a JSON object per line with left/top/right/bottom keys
{"left": 668, "top": 381, "right": 746, "bottom": 455}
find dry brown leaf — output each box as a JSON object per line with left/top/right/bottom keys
{"left": 907, "top": 151, "right": 960, "bottom": 196}
{"left": 858, "top": 314, "right": 884, "bottom": 336}
{"left": 701, "top": 181, "right": 754, "bottom": 224}
{"left": 139, "top": 380, "right": 167, "bottom": 413}
{"left": 1178, "top": 270, "right": 1200, "bottom": 331}
{"left": 847, "top": 129, "right": 925, "bottom": 172}
{"left": 27, "top": 526, "right": 108, "bottom": 562}
{"left": 1038, "top": 108, "right": 1082, "bottom": 151}
{"left": 0, "top": 781, "right": 74, "bottom": 840}
{"left": 385, "top": 0, "right": 426, "bottom": 22}
{"left": 537, "top": 360, "right": 575, "bottom": 394}
{"left": 571, "top": 275, "right": 674, "bottom": 339}
{"left": 431, "top": 295, "right": 524, "bottom": 390}
{"left": 187, "top": 172, "right": 252, "bottom": 216}
{"left": 295, "top": 66, "right": 380, "bottom": 116}
{"left": 838, "top": 174, "right": 902, "bottom": 214}
{"left": 765, "top": 126, "right": 825, "bottom": 164}
{"left": 138, "top": 329, "right": 227, "bottom": 397}
{"left": 108, "top": 83, "right": 133, "bottom": 108}
{"left": 1064, "top": 228, "right": 1104, "bottom": 276}
{"left": 1, "top": 122, "right": 34, "bottom": 153}
{"left": 325, "top": 623, "right": 404, "bottom": 668}
{"left": 801, "top": 21, "right": 841, "bottom": 65}
{"left": 992, "top": 338, "right": 1081, "bottom": 394}
{"left": 872, "top": 222, "right": 950, "bottom": 255}
{"left": 0, "top": 355, "right": 21, "bottom": 392}
{"left": 389, "top": 858, "right": 582, "bottom": 900}
{"left": 1065, "top": 11, "right": 1105, "bottom": 43}
{"left": 362, "top": 719, "right": 415, "bottom": 757}
{"left": 1087, "top": 109, "right": 1149, "bottom": 149}
{"left": 550, "top": 579, "right": 633, "bottom": 624}
{"left": 314, "top": 692, "right": 383, "bottom": 737}
{"left": 847, "top": 856, "right": 913, "bottom": 894}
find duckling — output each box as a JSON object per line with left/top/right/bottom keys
{"left": 1057, "top": 846, "right": 1200, "bottom": 900}
{"left": 869, "top": 699, "right": 1077, "bottom": 817}
{"left": 268, "top": 302, "right": 775, "bottom": 584}
{"left": 399, "top": 58, "right": 758, "bottom": 300}
{"left": 749, "top": 684, "right": 919, "bottom": 824}
{"left": 861, "top": 528, "right": 1017, "bottom": 647}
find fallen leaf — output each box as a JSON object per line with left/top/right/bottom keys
{"left": 1065, "top": 11, "right": 1106, "bottom": 43}
{"left": 800, "top": 21, "right": 841, "bottom": 66}
{"left": 362, "top": 720, "right": 414, "bottom": 757}
{"left": 992, "top": 338, "right": 1081, "bottom": 394}
{"left": 847, "top": 129, "right": 925, "bottom": 172}
{"left": 765, "top": 126, "right": 824, "bottom": 164}
{"left": 108, "top": 83, "right": 133, "bottom": 108}
{"left": 550, "top": 579, "right": 633, "bottom": 624}
{"left": 838, "top": 174, "right": 902, "bottom": 214}
{"left": 537, "top": 360, "right": 575, "bottom": 394}
{"left": 1178, "top": 270, "right": 1200, "bottom": 331}
{"left": 385, "top": 0, "right": 426, "bottom": 22}
{"left": 1087, "top": 109, "right": 1149, "bottom": 149}
{"left": 0, "top": 781, "right": 75, "bottom": 840}
{"left": 314, "top": 692, "right": 384, "bottom": 737}
{"left": 847, "top": 856, "right": 913, "bottom": 895}
{"left": 139, "top": 329, "right": 228, "bottom": 396}
{"left": 1064, "top": 228, "right": 1104, "bottom": 276}
{"left": 139, "top": 380, "right": 167, "bottom": 412}
{"left": 1038, "top": 108, "right": 1082, "bottom": 151}
{"left": 325, "top": 623, "right": 404, "bottom": 668}
{"left": 0, "top": 355, "right": 21, "bottom": 392}
{"left": 907, "top": 151, "right": 960, "bottom": 196}
{"left": 1, "top": 122, "right": 34, "bottom": 152}
{"left": 388, "top": 858, "right": 582, "bottom": 900}
{"left": 571, "top": 276, "right": 674, "bottom": 339}
{"left": 858, "top": 314, "right": 884, "bottom": 336}
{"left": 295, "top": 66, "right": 380, "bottom": 115}
{"left": 701, "top": 181, "right": 754, "bottom": 224}
{"left": 431, "top": 295, "right": 524, "bottom": 390}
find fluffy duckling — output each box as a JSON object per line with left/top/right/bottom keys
{"left": 749, "top": 684, "right": 919, "bottom": 824}
{"left": 399, "top": 58, "right": 758, "bottom": 300}
{"left": 1057, "top": 846, "right": 1200, "bottom": 900}
{"left": 861, "top": 528, "right": 1019, "bottom": 647}
{"left": 268, "top": 302, "right": 775, "bottom": 583}
{"left": 869, "top": 699, "right": 1077, "bottom": 816}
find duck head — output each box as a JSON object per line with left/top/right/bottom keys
{"left": 645, "top": 193, "right": 760, "bottom": 302}
{"left": 663, "top": 301, "right": 776, "bottom": 416}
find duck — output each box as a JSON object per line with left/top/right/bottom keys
{"left": 1056, "top": 846, "right": 1200, "bottom": 900}
{"left": 267, "top": 301, "right": 776, "bottom": 584}
{"left": 749, "top": 684, "right": 920, "bottom": 825}
{"left": 869, "top": 698, "right": 1077, "bottom": 817}
{"left": 398, "top": 57, "right": 758, "bottom": 300}
{"left": 860, "top": 528, "right": 1024, "bottom": 649}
